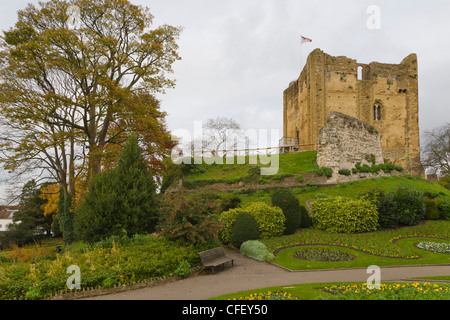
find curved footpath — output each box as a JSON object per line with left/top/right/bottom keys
{"left": 82, "top": 247, "right": 450, "bottom": 300}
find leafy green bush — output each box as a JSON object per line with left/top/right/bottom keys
{"left": 438, "top": 176, "right": 450, "bottom": 190}
{"left": 0, "top": 235, "right": 202, "bottom": 300}
{"left": 174, "top": 261, "right": 191, "bottom": 278}
{"left": 157, "top": 192, "right": 223, "bottom": 246}
{"left": 25, "top": 287, "right": 44, "bottom": 300}
{"left": 375, "top": 192, "right": 401, "bottom": 229}
{"left": 424, "top": 199, "right": 440, "bottom": 220}
{"left": 299, "top": 205, "right": 312, "bottom": 228}
{"left": 314, "top": 167, "right": 333, "bottom": 178}
{"left": 240, "top": 240, "right": 274, "bottom": 261}
{"left": 363, "top": 187, "right": 426, "bottom": 228}
{"left": 352, "top": 161, "right": 403, "bottom": 175}
{"left": 311, "top": 197, "right": 378, "bottom": 233}
{"left": 391, "top": 187, "right": 425, "bottom": 226}
{"left": 219, "top": 193, "right": 242, "bottom": 212}
{"left": 338, "top": 169, "right": 352, "bottom": 176}
{"left": 271, "top": 189, "right": 301, "bottom": 235}
{"left": 230, "top": 213, "right": 260, "bottom": 248}
{"left": 218, "top": 202, "right": 286, "bottom": 243}
{"left": 437, "top": 197, "right": 450, "bottom": 220}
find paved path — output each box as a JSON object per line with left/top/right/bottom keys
{"left": 82, "top": 247, "right": 450, "bottom": 300}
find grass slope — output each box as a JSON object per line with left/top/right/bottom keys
{"left": 239, "top": 175, "right": 450, "bottom": 207}
{"left": 183, "top": 151, "right": 318, "bottom": 182}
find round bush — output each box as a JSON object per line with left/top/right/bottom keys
{"left": 299, "top": 205, "right": 312, "bottom": 228}
{"left": 392, "top": 187, "right": 426, "bottom": 226}
{"left": 240, "top": 240, "right": 274, "bottom": 261}
{"left": 230, "top": 213, "right": 260, "bottom": 248}
{"left": 376, "top": 192, "right": 401, "bottom": 229}
{"left": 271, "top": 189, "right": 301, "bottom": 235}
{"left": 218, "top": 202, "right": 286, "bottom": 243}
{"left": 311, "top": 197, "right": 378, "bottom": 234}
{"left": 424, "top": 199, "right": 440, "bottom": 220}
{"left": 437, "top": 197, "right": 450, "bottom": 220}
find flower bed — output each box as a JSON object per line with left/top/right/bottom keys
{"left": 416, "top": 241, "right": 450, "bottom": 254}
{"left": 262, "top": 220, "right": 450, "bottom": 259}
{"left": 0, "top": 235, "right": 206, "bottom": 300}
{"left": 322, "top": 282, "right": 450, "bottom": 300}
{"left": 231, "top": 291, "right": 298, "bottom": 300}
{"left": 293, "top": 248, "right": 355, "bottom": 262}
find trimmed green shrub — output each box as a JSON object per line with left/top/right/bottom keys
{"left": 376, "top": 192, "right": 401, "bottom": 229}
{"left": 338, "top": 169, "right": 352, "bottom": 176}
{"left": 230, "top": 213, "right": 260, "bottom": 248}
{"left": 299, "top": 205, "right": 312, "bottom": 228}
{"left": 314, "top": 167, "right": 333, "bottom": 178}
{"left": 271, "top": 189, "right": 301, "bottom": 235}
{"left": 311, "top": 197, "right": 378, "bottom": 234}
{"left": 424, "top": 199, "right": 440, "bottom": 220}
{"left": 240, "top": 240, "right": 274, "bottom": 261}
{"left": 218, "top": 202, "right": 286, "bottom": 243}
{"left": 391, "top": 187, "right": 426, "bottom": 226}
{"left": 437, "top": 197, "right": 450, "bottom": 220}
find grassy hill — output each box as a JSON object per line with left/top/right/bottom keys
{"left": 182, "top": 151, "right": 318, "bottom": 182}
{"left": 238, "top": 175, "right": 450, "bottom": 207}
{"left": 171, "top": 151, "right": 450, "bottom": 208}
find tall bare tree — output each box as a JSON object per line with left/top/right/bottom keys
{"left": 421, "top": 123, "right": 450, "bottom": 176}
{"left": 203, "top": 117, "right": 242, "bottom": 157}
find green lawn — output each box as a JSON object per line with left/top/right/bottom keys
{"left": 183, "top": 151, "right": 318, "bottom": 182}
{"left": 209, "top": 281, "right": 450, "bottom": 300}
{"left": 208, "top": 282, "right": 337, "bottom": 300}
{"left": 237, "top": 175, "right": 450, "bottom": 207}
{"left": 261, "top": 221, "right": 450, "bottom": 271}
{"left": 269, "top": 237, "right": 450, "bottom": 271}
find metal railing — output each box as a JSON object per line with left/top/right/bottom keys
{"left": 191, "top": 143, "right": 316, "bottom": 158}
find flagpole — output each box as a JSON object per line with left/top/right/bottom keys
{"left": 300, "top": 39, "right": 303, "bottom": 71}
{"left": 299, "top": 35, "right": 312, "bottom": 72}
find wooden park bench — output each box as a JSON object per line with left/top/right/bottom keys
{"left": 198, "top": 246, "right": 234, "bottom": 273}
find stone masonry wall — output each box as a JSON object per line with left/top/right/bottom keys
{"left": 317, "top": 111, "right": 383, "bottom": 183}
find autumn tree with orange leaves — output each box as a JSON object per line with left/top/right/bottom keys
{"left": 0, "top": 0, "right": 180, "bottom": 243}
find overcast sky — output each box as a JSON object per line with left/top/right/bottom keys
{"left": 1, "top": 0, "right": 450, "bottom": 200}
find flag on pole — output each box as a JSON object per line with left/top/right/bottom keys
{"left": 301, "top": 35, "right": 312, "bottom": 43}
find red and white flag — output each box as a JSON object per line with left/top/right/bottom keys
{"left": 301, "top": 35, "right": 312, "bottom": 43}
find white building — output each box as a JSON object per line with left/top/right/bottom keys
{"left": 0, "top": 206, "right": 21, "bottom": 235}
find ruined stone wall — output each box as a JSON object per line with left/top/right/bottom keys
{"left": 317, "top": 112, "right": 383, "bottom": 183}
{"left": 283, "top": 49, "right": 422, "bottom": 175}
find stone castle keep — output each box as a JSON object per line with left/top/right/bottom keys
{"left": 283, "top": 48, "right": 422, "bottom": 175}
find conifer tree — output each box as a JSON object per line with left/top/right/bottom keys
{"left": 74, "top": 136, "right": 157, "bottom": 242}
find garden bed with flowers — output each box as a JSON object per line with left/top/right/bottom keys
{"left": 210, "top": 281, "right": 450, "bottom": 300}
{"left": 261, "top": 221, "right": 450, "bottom": 270}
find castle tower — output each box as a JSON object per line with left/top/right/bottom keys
{"left": 283, "top": 49, "right": 422, "bottom": 175}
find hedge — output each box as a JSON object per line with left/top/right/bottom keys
{"left": 311, "top": 197, "right": 378, "bottom": 234}
{"left": 218, "top": 202, "right": 286, "bottom": 243}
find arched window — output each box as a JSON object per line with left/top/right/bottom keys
{"left": 357, "top": 66, "right": 363, "bottom": 80}
{"left": 373, "top": 103, "right": 381, "bottom": 121}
